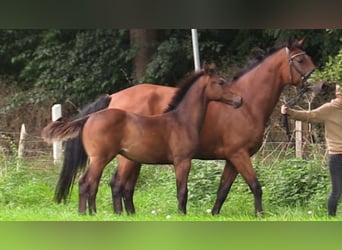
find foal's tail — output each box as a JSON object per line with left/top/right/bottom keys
{"left": 44, "top": 94, "right": 111, "bottom": 203}
{"left": 41, "top": 117, "right": 89, "bottom": 144}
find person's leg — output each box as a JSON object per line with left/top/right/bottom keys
{"left": 327, "top": 154, "right": 342, "bottom": 216}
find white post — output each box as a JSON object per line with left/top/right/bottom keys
{"left": 52, "top": 104, "right": 63, "bottom": 165}
{"left": 18, "top": 123, "right": 26, "bottom": 159}
{"left": 191, "top": 29, "right": 201, "bottom": 71}
{"left": 17, "top": 123, "right": 27, "bottom": 171}
{"left": 295, "top": 120, "right": 302, "bottom": 158}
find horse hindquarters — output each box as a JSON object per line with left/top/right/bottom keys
{"left": 79, "top": 111, "right": 127, "bottom": 215}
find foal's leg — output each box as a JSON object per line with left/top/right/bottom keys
{"left": 123, "top": 163, "right": 141, "bottom": 214}
{"left": 174, "top": 159, "right": 192, "bottom": 214}
{"left": 224, "top": 151, "right": 263, "bottom": 215}
{"left": 78, "top": 172, "right": 89, "bottom": 215}
{"left": 79, "top": 157, "right": 109, "bottom": 215}
{"left": 110, "top": 156, "right": 141, "bottom": 214}
{"left": 87, "top": 171, "right": 104, "bottom": 215}
{"left": 110, "top": 171, "right": 124, "bottom": 214}
{"left": 211, "top": 160, "right": 238, "bottom": 215}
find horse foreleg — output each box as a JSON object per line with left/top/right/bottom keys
{"left": 174, "top": 159, "right": 192, "bottom": 214}
{"left": 229, "top": 152, "right": 263, "bottom": 215}
{"left": 211, "top": 161, "right": 238, "bottom": 215}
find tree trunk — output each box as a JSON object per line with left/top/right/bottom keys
{"left": 129, "top": 29, "right": 157, "bottom": 83}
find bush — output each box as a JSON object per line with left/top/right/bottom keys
{"left": 187, "top": 160, "right": 223, "bottom": 206}
{"left": 255, "top": 158, "right": 329, "bottom": 207}
{"left": 135, "top": 157, "right": 330, "bottom": 211}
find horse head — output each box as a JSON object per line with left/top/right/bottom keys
{"left": 203, "top": 65, "right": 242, "bottom": 108}
{"left": 285, "top": 38, "right": 316, "bottom": 89}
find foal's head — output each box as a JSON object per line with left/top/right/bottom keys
{"left": 202, "top": 64, "right": 242, "bottom": 108}
{"left": 165, "top": 64, "right": 242, "bottom": 112}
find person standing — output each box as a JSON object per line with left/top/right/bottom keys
{"left": 281, "top": 84, "right": 342, "bottom": 216}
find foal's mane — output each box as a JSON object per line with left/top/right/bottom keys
{"left": 164, "top": 69, "right": 207, "bottom": 113}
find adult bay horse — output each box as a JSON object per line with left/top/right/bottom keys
{"left": 57, "top": 39, "right": 315, "bottom": 215}
{"left": 42, "top": 65, "right": 242, "bottom": 215}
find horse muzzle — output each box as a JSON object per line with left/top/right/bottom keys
{"left": 229, "top": 96, "right": 243, "bottom": 109}
{"left": 307, "top": 80, "right": 328, "bottom": 95}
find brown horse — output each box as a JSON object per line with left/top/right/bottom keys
{"left": 42, "top": 65, "right": 242, "bottom": 215}
{"left": 57, "top": 39, "right": 315, "bottom": 216}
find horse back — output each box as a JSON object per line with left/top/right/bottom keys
{"left": 109, "top": 83, "right": 176, "bottom": 115}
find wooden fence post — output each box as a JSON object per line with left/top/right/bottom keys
{"left": 52, "top": 104, "right": 63, "bottom": 165}
{"left": 295, "top": 120, "right": 302, "bottom": 158}
{"left": 17, "top": 123, "right": 26, "bottom": 171}
{"left": 18, "top": 123, "right": 26, "bottom": 158}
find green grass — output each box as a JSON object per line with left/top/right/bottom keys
{"left": 0, "top": 155, "right": 341, "bottom": 221}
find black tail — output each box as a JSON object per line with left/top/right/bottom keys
{"left": 55, "top": 94, "right": 112, "bottom": 203}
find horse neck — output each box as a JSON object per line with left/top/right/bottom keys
{"left": 239, "top": 49, "right": 287, "bottom": 124}
{"left": 174, "top": 82, "right": 210, "bottom": 130}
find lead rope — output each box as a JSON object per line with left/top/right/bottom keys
{"left": 283, "top": 47, "right": 309, "bottom": 141}
{"left": 282, "top": 85, "right": 309, "bottom": 141}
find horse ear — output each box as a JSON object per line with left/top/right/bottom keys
{"left": 296, "top": 38, "right": 305, "bottom": 48}
{"left": 203, "top": 63, "right": 216, "bottom": 75}
{"left": 202, "top": 61, "right": 208, "bottom": 71}
{"left": 288, "top": 37, "right": 305, "bottom": 50}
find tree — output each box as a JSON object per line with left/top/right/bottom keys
{"left": 129, "top": 29, "right": 157, "bottom": 83}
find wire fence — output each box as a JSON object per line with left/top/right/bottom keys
{"left": 0, "top": 124, "right": 328, "bottom": 167}
{"left": 0, "top": 129, "right": 51, "bottom": 160}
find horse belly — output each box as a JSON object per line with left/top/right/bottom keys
{"left": 120, "top": 145, "right": 173, "bottom": 165}
{"left": 121, "top": 152, "right": 173, "bottom": 165}
{"left": 120, "top": 126, "right": 173, "bottom": 164}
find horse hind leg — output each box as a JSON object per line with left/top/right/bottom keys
{"left": 78, "top": 172, "right": 90, "bottom": 215}
{"left": 79, "top": 171, "right": 101, "bottom": 215}
{"left": 211, "top": 161, "right": 238, "bottom": 215}
{"left": 123, "top": 163, "right": 141, "bottom": 214}
{"left": 110, "top": 157, "right": 141, "bottom": 215}
{"left": 78, "top": 157, "right": 110, "bottom": 215}
{"left": 228, "top": 153, "right": 263, "bottom": 216}
{"left": 110, "top": 171, "right": 124, "bottom": 214}
{"left": 87, "top": 172, "right": 104, "bottom": 215}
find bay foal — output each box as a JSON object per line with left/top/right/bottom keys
{"left": 42, "top": 65, "right": 242, "bottom": 214}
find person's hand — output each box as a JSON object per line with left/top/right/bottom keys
{"left": 281, "top": 104, "right": 288, "bottom": 115}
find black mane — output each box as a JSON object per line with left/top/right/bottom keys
{"left": 164, "top": 70, "right": 206, "bottom": 113}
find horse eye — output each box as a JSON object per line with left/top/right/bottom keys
{"left": 297, "top": 59, "right": 304, "bottom": 64}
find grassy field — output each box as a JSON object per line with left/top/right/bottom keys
{"left": 0, "top": 153, "right": 340, "bottom": 221}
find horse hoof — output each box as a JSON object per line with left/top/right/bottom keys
{"left": 255, "top": 211, "right": 264, "bottom": 217}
